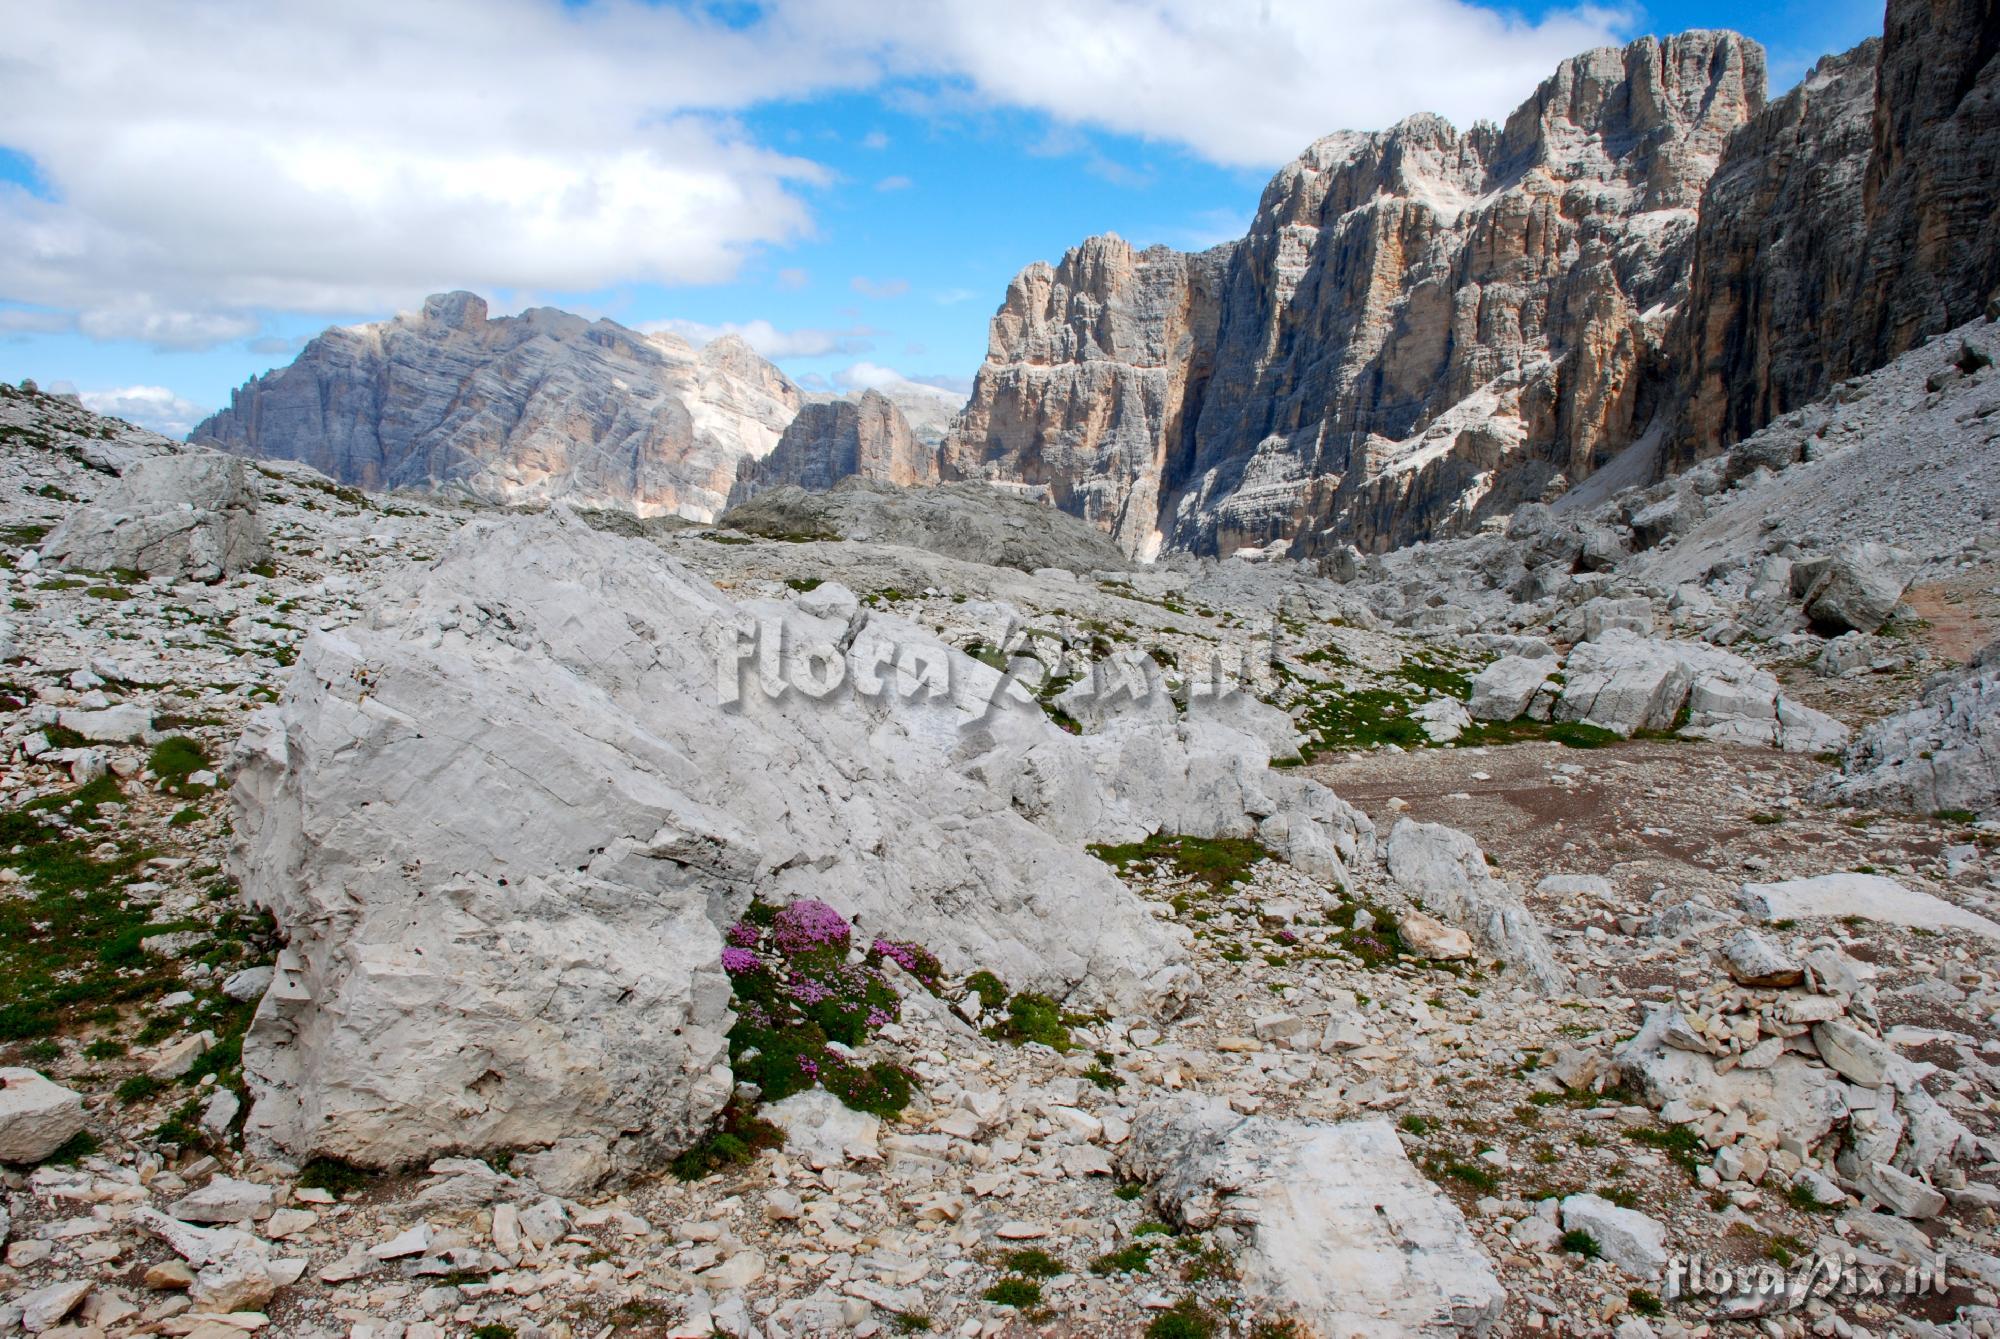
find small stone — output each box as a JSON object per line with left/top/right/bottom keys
{"left": 995, "top": 1221, "right": 1047, "bottom": 1239}
{"left": 1721, "top": 929, "right": 1803, "bottom": 987}
{"left": 369, "top": 1223, "right": 434, "bottom": 1259}
{"left": 19, "top": 1279, "right": 92, "bottom": 1332}
{"left": 144, "top": 1260, "right": 196, "bottom": 1290}
{"left": 699, "top": 1248, "right": 765, "bottom": 1290}
{"left": 263, "top": 1207, "right": 318, "bottom": 1240}
{"left": 220, "top": 967, "right": 274, "bottom": 1003}
{"left": 1813, "top": 1020, "right": 1893, "bottom": 1088}
{"left": 169, "top": 1176, "right": 275, "bottom": 1225}
{"left": 1559, "top": 1194, "right": 1668, "bottom": 1279}
{"left": 147, "top": 1032, "right": 216, "bottom": 1081}
{"left": 1396, "top": 909, "right": 1474, "bottom": 960}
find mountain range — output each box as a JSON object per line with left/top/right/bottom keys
{"left": 192, "top": 0, "right": 2000, "bottom": 556}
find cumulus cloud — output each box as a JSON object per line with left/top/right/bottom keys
{"left": 850, "top": 276, "right": 911, "bottom": 300}
{"left": 2, "top": 0, "right": 1627, "bottom": 353}
{"left": 874, "top": 175, "right": 914, "bottom": 192}
{"left": 0, "top": 0, "right": 859, "bottom": 350}
{"left": 783, "top": 0, "right": 1627, "bottom": 169}
{"left": 78, "top": 385, "right": 213, "bottom": 438}
{"left": 645, "top": 317, "right": 876, "bottom": 359}
{"left": 834, "top": 361, "right": 968, "bottom": 399}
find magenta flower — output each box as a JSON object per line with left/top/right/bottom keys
{"left": 720, "top": 947, "right": 761, "bottom": 975}
{"left": 726, "top": 921, "right": 760, "bottom": 948}
{"left": 772, "top": 899, "right": 852, "bottom": 956}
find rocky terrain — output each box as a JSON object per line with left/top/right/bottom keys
{"left": 3, "top": 271, "right": 2000, "bottom": 1338}
{"left": 945, "top": 0, "right": 2000, "bottom": 560}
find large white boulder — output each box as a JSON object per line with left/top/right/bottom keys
{"left": 1555, "top": 631, "right": 1846, "bottom": 752}
{"left": 230, "top": 511, "right": 1345, "bottom": 1182}
{"left": 41, "top": 450, "right": 269, "bottom": 583}
{"left": 1801, "top": 541, "right": 1917, "bottom": 635}
{"left": 1120, "top": 1098, "right": 1504, "bottom": 1335}
{"left": 1817, "top": 652, "right": 1998, "bottom": 818}
{"left": 1384, "top": 821, "right": 1569, "bottom": 991}
{"left": 1736, "top": 872, "right": 2000, "bottom": 940}
{"left": 1466, "top": 656, "right": 1558, "bottom": 722}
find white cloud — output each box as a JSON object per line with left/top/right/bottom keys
{"left": 834, "top": 361, "right": 967, "bottom": 399}
{"left": 850, "top": 276, "right": 911, "bottom": 300}
{"left": 0, "top": 0, "right": 865, "bottom": 350}
{"left": 874, "top": 174, "right": 914, "bottom": 192}
{"left": 779, "top": 0, "right": 1629, "bottom": 169}
{"left": 78, "top": 384, "right": 213, "bottom": 438}
{"left": 775, "top": 267, "right": 812, "bottom": 291}
{"left": 0, "top": 0, "right": 1630, "bottom": 353}
{"left": 645, "top": 317, "right": 875, "bottom": 359}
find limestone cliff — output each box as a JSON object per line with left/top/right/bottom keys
{"left": 191, "top": 293, "right": 801, "bottom": 522}
{"left": 728, "top": 389, "right": 937, "bottom": 506}
{"left": 1670, "top": 0, "right": 2000, "bottom": 464}
{"left": 949, "top": 33, "right": 1766, "bottom": 555}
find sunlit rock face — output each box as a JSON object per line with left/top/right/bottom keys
{"left": 949, "top": 32, "right": 1765, "bottom": 556}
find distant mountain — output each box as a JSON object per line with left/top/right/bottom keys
{"left": 191, "top": 292, "right": 803, "bottom": 521}
{"left": 729, "top": 388, "right": 939, "bottom": 507}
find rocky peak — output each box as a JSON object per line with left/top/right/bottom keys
{"left": 949, "top": 30, "right": 1766, "bottom": 558}
{"left": 192, "top": 293, "right": 801, "bottom": 521}
{"left": 420, "top": 289, "right": 488, "bottom": 331}
{"left": 728, "top": 387, "right": 938, "bottom": 505}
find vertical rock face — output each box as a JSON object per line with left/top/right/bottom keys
{"left": 1662, "top": 0, "right": 2000, "bottom": 466}
{"left": 728, "top": 389, "right": 937, "bottom": 506}
{"left": 944, "top": 237, "right": 1231, "bottom": 559}
{"left": 191, "top": 293, "right": 801, "bottom": 522}
{"left": 1669, "top": 43, "right": 1882, "bottom": 457}
{"left": 949, "top": 33, "right": 1766, "bottom": 556}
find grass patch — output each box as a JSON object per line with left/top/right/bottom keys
{"left": 297, "top": 1156, "right": 378, "bottom": 1197}
{"left": 1090, "top": 1242, "right": 1157, "bottom": 1275}
{"left": 1001, "top": 1249, "right": 1066, "bottom": 1278}
{"left": 1560, "top": 1229, "right": 1601, "bottom": 1258}
{"left": 982, "top": 1278, "right": 1042, "bottom": 1308}
{"left": 1145, "top": 1298, "right": 1218, "bottom": 1339}
{"left": 1087, "top": 831, "right": 1273, "bottom": 894}
{"left": 1624, "top": 1123, "right": 1704, "bottom": 1178}
{"left": 986, "top": 992, "right": 1073, "bottom": 1052}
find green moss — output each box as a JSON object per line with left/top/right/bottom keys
{"left": 1560, "top": 1229, "right": 1601, "bottom": 1258}
{"left": 784, "top": 577, "right": 824, "bottom": 592}
{"left": 963, "top": 971, "right": 1008, "bottom": 1012}
{"left": 297, "top": 1156, "right": 378, "bottom": 1197}
{"left": 982, "top": 1278, "right": 1042, "bottom": 1307}
{"left": 1090, "top": 1241, "right": 1156, "bottom": 1275}
{"left": 1628, "top": 1289, "right": 1663, "bottom": 1316}
{"left": 116, "top": 1073, "right": 165, "bottom": 1103}
{"left": 1087, "top": 831, "right": 1273, "bottom": 894}
{"left": 38, "top": 1130, "right": 101, "bottom": 1166}
{"left": 1455, "top": 718, "right": 1621, "bottom": 749}
{"left": 1001, "top": 1249, "right": 1066, "bottom": 1278}
{"left": 986, "top": 992, "right": 1073, "bottom": 1052}
{"left": 1624, "top": 1123, "right": 1705, "bottom": 1178}
{"left": 1145, "top": 1298, "right": 1218, "bottom": 1339}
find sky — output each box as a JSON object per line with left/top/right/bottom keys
{"left": 0, "top": 0, "right": 1886, "bottom": 438}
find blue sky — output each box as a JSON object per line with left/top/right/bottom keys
{"left": 0, "top": 0, "right": 1886, "bottom": 436}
